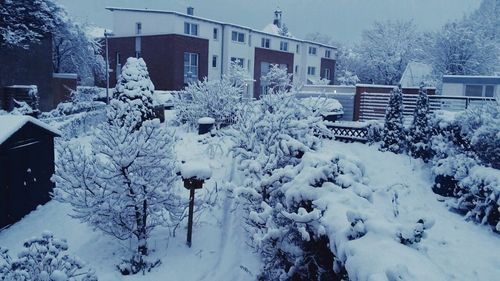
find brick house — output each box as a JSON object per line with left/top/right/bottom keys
{"left": 106, "top": 7, "right": 337, "bottom": 99}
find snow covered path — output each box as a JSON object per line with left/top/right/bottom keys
{"left": 324, "top": 141, "right": 500, "bottom": 281}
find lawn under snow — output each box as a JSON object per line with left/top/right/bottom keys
{"left": 0, "top": 119, "right": 499, "bottom": 280}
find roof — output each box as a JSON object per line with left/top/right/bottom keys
{"left": 0, "top": 115, "right": 60, "bottom": 145}
{"left": 105, "top": 7, "right": 336, "bottom": 49}
{"left": 400, "top": 62, "right": 433, "bottom": 88}
{"left": 442, "top": 75, "right": 500, "bottom": 84}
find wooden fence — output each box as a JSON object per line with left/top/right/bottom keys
{"left": 358, "top": 93, "right": 496, "bottom": 121}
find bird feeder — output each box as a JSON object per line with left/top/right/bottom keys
{"left": 180, "top": 162, "right": 212, "bottom": 247}
{"left": 198, "top": 117, "right": 215, "bottom": 135}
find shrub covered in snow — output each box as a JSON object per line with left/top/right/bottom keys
{"left": 380, "top": 86, "right": 406, "bottom": 153}
{"left": 53, "top": 102, "right": 182, "bottom": 275}
{"left": 228, "top": 91, "right": 339, "bottom": 279}
{"left": 365, "top": 120, "right": 384, "bottom": 144}
{"left": 260, "top": 64, "right": 293, "bottom": 94}
{"left": 0, "top": 231, "right": 97, "bottom": 281}
{"left": 408, "top": 85, "right": 432, "bottom": 161}
{"left": 176, "top": 77, "right": 244, "bottom": 129}
{"left": 428, "top": 103, "right": 500, "bottom": 231}
{"left": 111, "top": 57, "right": 156, "bottom": 126}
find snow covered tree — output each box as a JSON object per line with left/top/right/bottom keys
{"left": 111, "top": 57, "right": 156, "bottom": 127}
{"left": 53, "top": 101, "right": 182, "bottom": 275}
{"left": 177, "top": 76, "right": 244, "bottom": 128}
{"left": 227, "top": 90, "right": 336, "bottom": 279}
{"left": 52, "top": 22, "right": 105, "bottom": 85}
{"left": 224, "top": 61, "right": 252, "bottom": 95}
{"left": 408, "top": 84, "right": 432, "bottom": 161}
{"left": 0, "top": 231, "right": 97, "bottom": 281}
{"left": 381, "top": 86, "right": 406, "bottom": 153}
{"left": 0, "top": 0, "right": 59, "bottom": 49}
{"left": 260, "top": 64, "right": 293, "bottom": 94}
{"left": 358, "top": 20, "right": 420, "bottom": 85}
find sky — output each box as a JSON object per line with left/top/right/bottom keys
{"left": 57, "top": 0, "right": 481, "bottom": 44}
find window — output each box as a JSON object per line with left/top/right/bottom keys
{"left": 296, "top": 44, "right": 300, "bottom": 54}
{"left": 325, "top": 50, "right": 331, "bottom": 58}
{"left": 324, "top": 68, "right": 331, "bottom": 80}
{"left": 184, "top": 22, "right": 198, "bottom": 36}
{"left": 485, "top": 85, "right": 494, "bottom": 97}
{"left": 295, "top": 65, "right": 299, "bottom": 74}
{"left": 212, "top": 55, "right": 217, "bottom": 68}
{"left": 308, "top": 46, "right": 317, "bottom": 55}
{"left": 465, "top": 84, "right": 496, "bottom": 97}
{"left": 261, "top": 38, "right": 270, "bottom": 48}
{"left": 135, "top": 22, "right": 142, "bottom": 34}
{"left": 280, "top": 41, "right": 288, "bottom": 51}
{"left": 184, "top": 52, "right": 198, "bottom": 84}
{"left": 115, "top": 52, "right": 121, "bottom": 79}
{"left": 231, "top": 31, "right": 245, "bottom": 43}
{"left": 465, "top": 85, "right": 483, "bottom": 97}
{"left": 307, "top": 67, "right": 316, "bottom": 76}
{"left": 213, "top": 28, "right": 218, "bottom": 40}
{"left": 231, "top": 57, "right": 244, "bottom": 67}
{"left": 135, "top": 36, "right": 141, "bottom": 58}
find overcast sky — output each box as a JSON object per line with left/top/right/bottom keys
{"left": 57, "top": 0, "right": 481, "bottom": 44}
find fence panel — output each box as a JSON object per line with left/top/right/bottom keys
{"left": 358, "top": 92, "right": 495, "bottom": 122}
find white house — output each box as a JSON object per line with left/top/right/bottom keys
{"left": 441, "top": 75, "right": 500, "bottom": 98}
{"left": 105, "top": 7, "right": 337, "bottom": 99}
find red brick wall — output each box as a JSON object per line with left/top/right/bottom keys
{"left": 107, "top": 34, "right": 209, "bottom": 91}
{"left": 320, "top": 58, "right": 336, "bottom": 85}
{"left": 253, "top": 47, "right": 294, "bottom": 99}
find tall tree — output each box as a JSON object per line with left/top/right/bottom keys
{"left": 408, "top": 84, "right": 432, "bottom": 161}
{"left": 111, "top": 57, "right": 156, "bottom": 127}
{"left": 358, "top": 20, "right": 420, "bottom": 85}
{"left": 428, "top": 0, "right": 499, "bottom": 76}
{"left": 381, "top": 86, "right": 406, "bottom": 153}
{"left": 0, "top": 0, "right": 58, "bottom": 49}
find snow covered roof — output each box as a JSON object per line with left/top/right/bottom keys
{"left": 442, "top": 75, "right": 500, "bottom": 84}
{"left": 0, "top": 115, "right": 60, "bottom": 145}
{"left": 105, "top": 7, "right": 335, "bottom": 49}
{"left": 400, "top": 62, "right": 433, "bottom": 88}
{"left": 262, "top": 23, "right": 281, "bottom": 36}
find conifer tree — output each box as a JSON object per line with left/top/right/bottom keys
{"left": 381, "top": 85, "right": 406, "bottom": 153}
{"left": 408, "top": 84, "right": 432, "bottom": 161}
{"left": 111, "top": 57, "right": 156, "bottom": 127}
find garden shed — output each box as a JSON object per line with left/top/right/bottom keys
{"left": 0, "top": 115, "right": 60, "bottom": 229}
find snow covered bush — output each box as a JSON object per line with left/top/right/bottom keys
{"left": 111, "top": 57, "right": 156, "bottom": 126}
{"left": 53, "top": 102, "right": 182, "bottom": 275}
{"left": 408, "top": 85, "right": 432, "bottom": 161}
{"left": 0, "top": 231, "right": 97, "bottom": 281}
{"left": 428, "top": 104, "right": 500, "bottom": 231}
{"left": 365, "top": 120, "right": 383, "bottom": 144}
{"left": 228, "top": 91, "right": 339, "bottom": 280}
{"left": 225, "top": 61, "right": 252, "bottom": 94}
{"left": 397, "top": 218, "right": 434, "bottom": 246}
{"left": 454, "top": 102, "right": 500, "bottom": 169}
{"left": 176, "top": 77, "right": 244, "bottom": 129}
{"left": 380, "top": 86, "right": 406, "bottom": 153}
{"left": 260, "top": 64, "right": 293, "bottom": 94}
{"left": 451, "top": 166, "right": 500, "bottom": 231}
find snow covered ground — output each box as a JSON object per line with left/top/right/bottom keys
{"left": 0, "top": 116, "right": 499, "bottom": 280}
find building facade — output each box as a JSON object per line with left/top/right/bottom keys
{"left": 441, "top": 75, "right": 500, "bottom": 98}
{"left": 106, "top": 7, "right": 336, "bottom": 99}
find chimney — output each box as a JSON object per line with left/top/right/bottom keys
{"left": 187, "top": 7, "right": 194, "bottom": 15}
{"left": 273, "top": 9, "right": 282, "bottom": 28}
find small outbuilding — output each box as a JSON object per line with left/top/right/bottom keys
{"left": 0, "top": 115, "right": 60, "bottom": 229}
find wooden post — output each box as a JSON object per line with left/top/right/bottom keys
{"left": 187, "top": 188, "right": 195, "bottom": 247}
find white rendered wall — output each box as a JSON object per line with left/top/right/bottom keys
{"left": 441, "top": 83, "right": 464, "bottom": 96}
